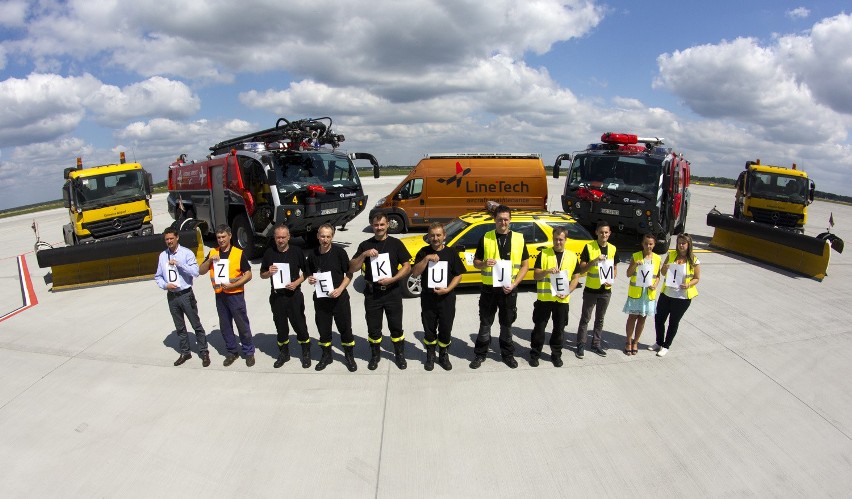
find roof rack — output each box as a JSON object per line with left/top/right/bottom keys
{"left": 209, "top": 117, "right": 345, "bottom": 155}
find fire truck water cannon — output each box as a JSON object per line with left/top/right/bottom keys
{"left": 209, "top": 117, "right": 345, "bottom": 156}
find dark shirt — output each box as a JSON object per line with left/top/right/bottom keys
{"left": 534, "top": 250, "right": 565, "bottom": 270}
{"left": 474, "top": 231, "right": 530, "bottom": 261}
{"left": 260, "top": 245, "right": 307, "bottom": 293}
{"left": 355, "top": 236, "right": 411, "bottom": 282}
{"left": 307, "top": 244, "right": 351, "bottom": 292}
{"left": 414, "top": 245, "right": 466, "bottom": 300}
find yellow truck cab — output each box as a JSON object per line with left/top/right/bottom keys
{"left": 734, "top": 160, "right": 814, "bottom": 233}
{"left": 370, "top": 153, "right": 548, "bottom": 233}
{"left": 61, "top": 154, "right": 155, "bottom": 245}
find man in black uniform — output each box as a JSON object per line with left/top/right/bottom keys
{"left": 260, "top": 224, "right": 312, "bottom": 368}
{"left": 470, "top": 204, "right": 529, "bottom": 369}
{"left": 349, "top": 213, "right": 411, "bottom": 370}
{"left": 411, "top": 222, "right": 465, "bottom": 371}
{"left": 306, "top": 223, "right": 357, "bottom": 372}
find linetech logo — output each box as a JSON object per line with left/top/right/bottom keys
{"left": 436, "top": 161, "right": 471, "bottom": 188}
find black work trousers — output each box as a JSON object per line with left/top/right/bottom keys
{"left": 269, "top": 290, "right": 310, "bottom": 346}
{"left": 365, "top": 288, "right": 404, "bottom": 343}
{"left": 474, "top": 286, "right": 518, "bottom": 357}
{"left": 314, "top": 291, "right": 354, "bottom": 347}
{"left": 530, "top": 300, "right": 569, "bottom": 358}
{"left": 421, "top": 292, "right": 456, "bottom": 348}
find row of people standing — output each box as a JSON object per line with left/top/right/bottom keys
{"left": 154, "top": 207, "right": 699, "bottom": 371}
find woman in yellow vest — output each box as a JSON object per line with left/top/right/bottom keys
{"left": 622, "top": 234, "right": 661, "bottom": 355}
{"left": 652, "top": 233, "right": 700, "bottom": 357}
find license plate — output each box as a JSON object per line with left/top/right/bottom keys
{"left": 600, "top": 208, "right": 619, "bottom": 215}
{"left": 320, "top": 208, "right": 338, "bottom": 215}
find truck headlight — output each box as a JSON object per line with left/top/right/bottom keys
{"left": 635, "top": 209, "right": 642, "bottom": 217}
{"left": 375, "top": 197, "right": 386, "bottom": 207}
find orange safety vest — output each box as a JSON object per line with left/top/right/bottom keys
{"left": 208, "top": 246, "right": 246, "bottom": 294}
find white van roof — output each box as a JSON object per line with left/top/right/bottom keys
{"left": 424, "top": 153, "right": 540, "bottom": 159}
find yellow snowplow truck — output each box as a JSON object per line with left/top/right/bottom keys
{"left": 707, "top": 160, "right": 843, "bottom": 281}
{"left": 36, "top": 153, "right": 175, "bottom": 290}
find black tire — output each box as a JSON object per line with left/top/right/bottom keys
{"left": 387, "top": 214, "right": 404, "bottom": 234}
{"left": 654, "top": 233, "right": 671, "bottom": 254}
{"left": 402, "top": 274, "right": 422, "bottom": 298}
{"left": 232, "top": 214, "right": 255, "bottom": 258}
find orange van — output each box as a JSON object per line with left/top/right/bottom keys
{"left": 369, "top": 153, "right": 548, "bottom": 233}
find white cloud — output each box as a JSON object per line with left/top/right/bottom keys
{"left": 654, "top": 36, "right": 848, "bottom": 144}
{"left": 786, "top": 7, "right": 810, "bottom": 20}
{"left": 84, "top": 76, "right": 201, "bottom": 126}
{"left": 0, "top": 0, "right": 28, "bottom": 27}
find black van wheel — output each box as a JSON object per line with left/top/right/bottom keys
{"left": 402, "top": 274, "right": 422, "bottom": 298}
{"left": 387, "top": 214, "right": 404, "bottom": 234}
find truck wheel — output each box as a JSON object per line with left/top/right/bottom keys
{"left": 402, "top": 274, "right": 422, "bottom": 298}
{"left": 387, "top": 214, "right": 404, "bottom": 234}
{"left": 654, "top": 233, "right": 671, "bottom": 254}
{"left": 232, "top": 214, "right": 255, "bottom": 258}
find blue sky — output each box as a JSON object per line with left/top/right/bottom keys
{"left": 0, "top": 0, "right": 850, "bottom": 210}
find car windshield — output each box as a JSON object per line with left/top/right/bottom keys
{"left": 273, "top": 152, "right": 361, "bottom": 192}
{"left": 443, "top": 218, "right": 471, "bottom": 241}
{"left": 749, "top": 172, "right": 808, "bottom": 204}
{"left": 75, "top": 171, "right": 146, "bottom": 209}
{"left": 568, "top": 155, "right": 663, "bottom": 196}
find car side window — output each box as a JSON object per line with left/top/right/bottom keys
{"left": 510, "top": 221, "right": 547, "bottom": 244}
{"left": 455, "top": 224, "right": 492, "bottom": 248}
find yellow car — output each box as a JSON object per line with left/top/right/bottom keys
{"left": 399, "top": 210, "right": 593, "bottom": 298}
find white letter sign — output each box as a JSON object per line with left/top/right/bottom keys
{"left": 370, "top": 253, "right": 392, "bottom": 282}
{"left": 636, "top": 263, "right": 654, "bottom": 288}
{"left": 665, "top": 263, "right": 686, "bottom": 288}
{"left": 550, "top": 270, "right": 568, "bottom": 297}
{"left": 314, "top": 271, "right": 333, "bottom": 298}
{"left": 493, "top": 260, "right": 513, "bottom": 288}
{"left": 271, "top": 263, "right": 291, "bottom": 290}
{"left": 598, "top": 259, "right": 615, "bottom": 286}
{"left": 213, "top": 259, "right": 230, "bottom": 285}
{"left": 427, "top": 261, "right": 448, "bottom": 289}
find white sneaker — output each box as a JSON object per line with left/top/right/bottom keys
{"left": 649, "top": 343, "right": 661, "bottom": 352}
{"left": 656, "top": 347, "right": 668, "bottom": 357}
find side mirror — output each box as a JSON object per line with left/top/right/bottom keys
{"left": 553, "top": 153, "right": 570, "bottom": 179}
{"left": 62, "top": 184, "right": 71, "bottom": 209}
{"left": 267, "top": 168, "right": 278, "bottom": 185}
{"left": 808, "top": 180, "right": 815, "bottom": 204}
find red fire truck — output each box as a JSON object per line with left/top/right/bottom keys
{"left": 556, "top": 132, "right": 691, "bottom": 252}
{"left": 167, "top": 117, "right": 379, "bottom": 257}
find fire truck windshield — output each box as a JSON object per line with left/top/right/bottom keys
{"left": 74, "top": 171, "right": 146, "bottom": 209}
{"left": 568, "top": 155, "right": 662, "bottom": 197}
{"left": 749, "top": 172, "right": 808, "bottom": 204}
{"left": 274, "top": 152, "right": 362, "bottom": 191}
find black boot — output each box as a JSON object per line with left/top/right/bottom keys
{"left": 315, "top": 345, "right": 333, "bottom": 371}
{"left": 424, "top": 344, "right": 435, "bottom": 371}
{"left": 438, "top": 346, "right": 452, "bottom": 371}
{"left": 393, "top": 341, "right": 407, "bottom": 370}
{"left": 368, "top": 343, "right": 381, "bottom": 370}
{"left": 273, "top": 343, "right": 290, "bottom": 368}
{"left": 343, "top": 345, "right": 358, "bottom": 372}
{"left": 300, "top": 342, "right": 311, "bottom": 369}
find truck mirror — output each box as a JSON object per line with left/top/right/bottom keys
{"left": 62, "top": 185, "right": 71, "bottom": 209}
{"left": 145, "top": 172, "right": 154, "bottom": 194}
{"left": 553, "top": 153, "right": 570, "bottom": 179}
{"left": 267, "top": 168, "right": 277, "bottom": 185}
{"left": 808, "top": 180, "right": 815, "bottom": 204}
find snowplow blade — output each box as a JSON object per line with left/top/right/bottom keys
{"left": 36, "top": 229, "right": 205, "bottom": 291}
{"left": 707, "top": 212, "right": 839, "bottom": 281}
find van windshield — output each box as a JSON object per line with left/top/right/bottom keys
{"left": 568, "top": 155, "right": 663, "bottom": 198}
